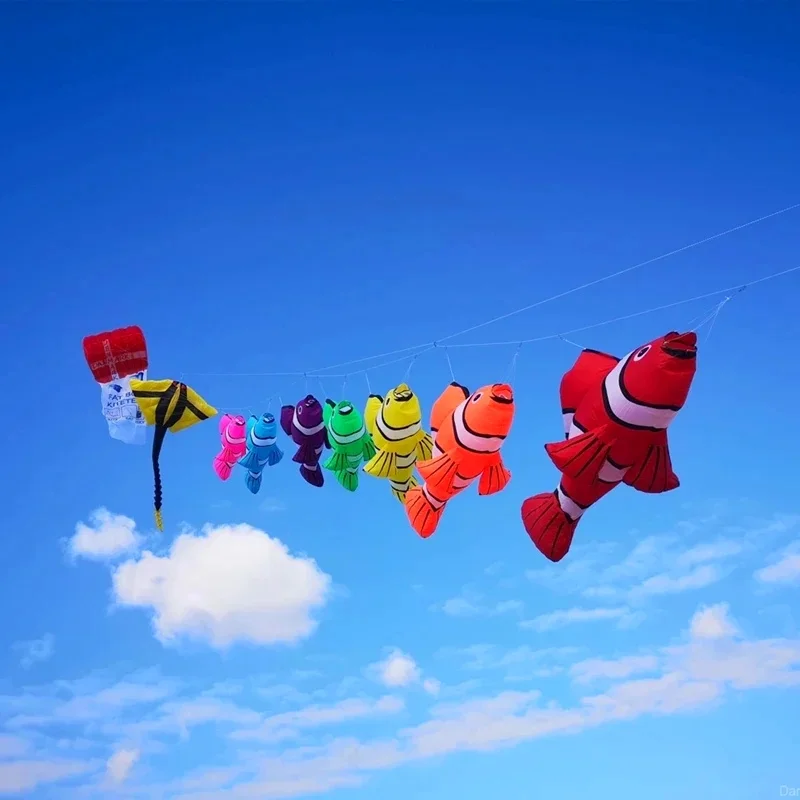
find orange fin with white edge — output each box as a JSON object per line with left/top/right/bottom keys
{"left": 478, "top": 457, "right": 511, "bottom": 496}
{"left": 417, "top": 451, "right": 459, "bottom": 495}
{"left": 429, "top": 382, "right": 469, "bottom": 432}
{"left": 623, "top": 435, "right": 679, "bottom": 493}
{"left": 545, "top": 425, "right": 615, "bottom": 481}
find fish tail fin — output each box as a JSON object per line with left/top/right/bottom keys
{"left": 300, "top": 463, "right": 324, "bottom": 487}
{"left": 545, "top": 426, "right": 614, "bottom": 482}
{"left": 245, "top": 471, "right": 262, "bottom": 495}
{"left": 404, "top": 485, "right": 446, "bottom": 538}
{"left": 521, "top": 491, "right": 578, "bottom": 562}
{"left": 363, "top": 449, "right": 395, "bottom": 479}
{"left": 391, "top": 475, "right": 418, "bottom": 503}
{"left": 336, "top": 470, "right": 358, "bottom": 492}
{"left": 213, "top": 455, "right": 233, "bottom": 481}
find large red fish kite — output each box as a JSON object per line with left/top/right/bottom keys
{"left": 521, "top": 331, "right": 698, "bottom": 562}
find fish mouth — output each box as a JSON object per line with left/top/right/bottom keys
{"left": 662, "top": 331, "right": 697, "bottom": 360}
{"left": 490, "top": 383, "right": 514, "bottom": 404}
{"left": 263, "top": 414, "right": 274, "bottom": 422}
{"left": 393, "top": 390, "right": 413, "bottom": 402}
{"left": 339, "top": 404, "right": 353, "bottom": 415}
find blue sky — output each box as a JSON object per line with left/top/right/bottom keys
{"left": 1, "top": 4, "right": 800, "bottom": 798}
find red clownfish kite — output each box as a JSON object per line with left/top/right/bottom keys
{"left": 521, "top": 331, "right": 698, "bottom": 562}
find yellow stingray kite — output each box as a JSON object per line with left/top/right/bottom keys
{"left": 131, "top": 378, "right": 217, "bottom": 531}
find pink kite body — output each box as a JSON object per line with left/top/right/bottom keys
{"left": 213, "top": 413, "right": 247, "bottom": 481}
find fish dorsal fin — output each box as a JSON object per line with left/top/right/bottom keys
{"left": 279, "top": 405, "right": 294, "bottom": 437}
{"left": 363, "top": 394, "right": 383, "bottom": 437}
{"left": 430, "top": 382, "right": 469, "bottom": 431}
{"left": 560, "top": 349, "right": 619, "bottom": 413}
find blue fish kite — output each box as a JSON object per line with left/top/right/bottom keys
{"left": 239, "top": 412, "right": 284, "bottom": 494}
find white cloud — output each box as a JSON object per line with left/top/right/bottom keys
{"left": 0, "top": 759, "right": 97, "bottom": 794}
{"left": 570, "top": 655, "right": 659, "bottom": 684}
{"left": 520, "top": 606, "right": 634, "bottom": 632}
{"left": 755, "top": 542, "right": 800, "bottom": 585}
{"left": 689, "top": 602, "right": 740, "bottom": 640}
{"left": 111, "top": 523, "right": 332, "bottom": 648}
{"left": 0, "top": 735, "right": 29, "bottom": 758}
{"left": 68, "top": 508, "right": 141, "bottom": 561}
{"left": 3, "top": 602, "right": 800, "bottom": 797}
{"left": 373, "top": 650, "right": 420, "bottom": 688}
{"left": 526, "top": 510, "right": 795, "bottom": 604}
{"left": 630, "top": 564, "right": 724, "bottom": 598}
{"left": 12, "top": 633, "right": 54, "bottom": 669}
{"left": 434, "top": 586, "right": 523, "bottom": 618}
{"left": 368, "top": 649, "right": 440, "bottom": 695}
{"left": 230, "top": 696, "right": 404, "bottom": 744}
{"left": 106, "top": 747, "right": 139, "bottom": 784}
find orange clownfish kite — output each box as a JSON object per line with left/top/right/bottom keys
{"left": 404, "top": 382, "right": 516, "bottom": 538}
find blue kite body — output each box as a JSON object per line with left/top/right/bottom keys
{"left": 239, "top": 412, "right": 284, "bottom": 494}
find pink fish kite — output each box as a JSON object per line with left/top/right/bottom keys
{"left": 213, "top": 413, "right": 247, "bottom": 480}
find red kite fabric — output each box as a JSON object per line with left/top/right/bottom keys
{"left": 82, "top": 326, "right": 148, "bottom": 383}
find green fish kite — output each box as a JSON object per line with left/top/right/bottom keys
{"left": 323, "top": 399, "right": 377, "bottom": 491}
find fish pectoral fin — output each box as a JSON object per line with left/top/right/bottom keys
{"left": 238, "top": 448, "right": 259, "bottom": 470}
{"left": 267, "top": 446, "right": 284, "bottom": 467}
{"left": 478, "top": 456, "right": 511, "bottom": 496}
{"left": 417, "top": 451, "right": 458, "bottom": 495}
{"left": 363, "top": 449, "right": 395, "bottom": 478}
{"left": 545, "top": 426, "right": 615, "bottom": 482}
{"left": 623, "top": 436, "right": 679, "bottom": 493}
{"left": 323, "top": 451, "right": 348, "bottom": 471}
{"left": 361, "top": 435, "right": 377, "bottom": 461}
{"left": 415, "top": 432, "right": 434, "bottom": 462}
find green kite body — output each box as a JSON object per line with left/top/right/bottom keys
{"left": 322, "top": 399, "right": 377, "bottom": 491}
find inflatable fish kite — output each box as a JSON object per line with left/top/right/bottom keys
{"left": 131, "top": 378, "right": 217, "bottom": 531}
{"left": 240, "top": 412, "right": 284, "bottom": 494}
{"left": 322, "top": 399, "right": 377, "bottom": 491}
{"left": 521, "top": 331, "right": 698, "bottom": 562}
{"left": 405, "top": 382, "right": 515, "bottom": 538}
{"left": 213, "top": 413, "right": 247, "bottom": 481}
{"left": 280, "top": 394, "right": 330, "bottom": 487}
{"left": 363, "top": 383, "right": 433, "bottom": 502}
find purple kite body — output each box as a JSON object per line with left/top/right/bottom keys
{"left": 280, "top": 394, "right": 330, "bottom": 487}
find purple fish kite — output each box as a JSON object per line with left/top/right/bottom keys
{"left": 280, "top": 394, "right": 331, "bottom": 487}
